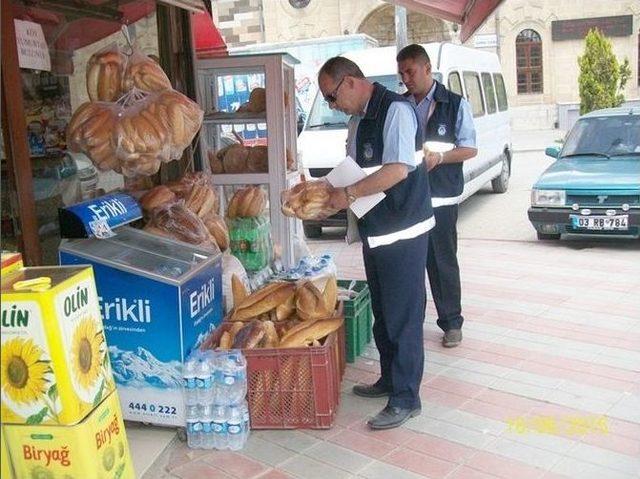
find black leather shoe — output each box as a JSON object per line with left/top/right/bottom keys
{"left": 367, "top": 405, "right": 421, "bottom": 430}
{"left": 352, "top": 383, "right": 390, "bottom": 398}
{"left": 443, "top": 329, "right": 462, "bottom": 348}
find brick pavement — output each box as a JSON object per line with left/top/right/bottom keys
{"left": 142, "top": 236, "right": 640, "bottom": 479}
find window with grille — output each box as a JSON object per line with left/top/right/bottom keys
{"left": 516, "top": 29, "right": 543, "bottom": 94}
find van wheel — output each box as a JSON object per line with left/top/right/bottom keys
{"left": 303, "top": 223, "right": 322, "bottom": 238}
{"left": 491, "top": 154, "right": 510, "bottom": 193}
{"left": 537, "top": 232, "right": 561, "bottom": 240}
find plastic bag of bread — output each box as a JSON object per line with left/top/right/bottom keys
{"left": 227, "top": 186, "right": 267, "bottom": 218}
{"left": 122, "top": 46, "right": 172, "bottom": 93}
{"left": 67, "top": 101, "right": 120, "bottom": 172}
{"left": 155, "top": 89, "right": 204, "bottom": 159}
{"left": 86, "top": 43, "right": 126, "bottom": 102}
{"left": 139, "top": 185, "right": 177, "bottom": 213}
{"left": 112, "top": 91, "right": 170, "bottom": 176}
{"left": 281, "top": 179, "right": 338, "bottom": 220}
{"left": 145, "top": 201, "right": 218, "bottom": 252}
{"left": 166, "top": 171, "right": 214, "bottom": 197}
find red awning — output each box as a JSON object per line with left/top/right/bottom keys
{"left": 191, "top": 11, "right": 228, "bottom": 59}
{"left": 385, "top": 0, "right": 504, "bottom": 42}
{"left": 11, "top": 0, "right": 156, "bottom": 52}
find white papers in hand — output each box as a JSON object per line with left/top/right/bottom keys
{"left": 325, "top": 156, "right": 385, "bottom": 219}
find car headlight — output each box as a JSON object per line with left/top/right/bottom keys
{"left": 531, "top": 189, "right": 566, "bottom": 207}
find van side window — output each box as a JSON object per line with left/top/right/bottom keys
{"left": 481, "top": 73, "right": 497, "bottom": 114}
{"left": 463, "top": 72, "right": 485, "bottom": 117}
{"left": 493, "top": 73, "right": 508, "bottom": 111}
{"left": 448, "top": 72, "right": 463, "bottom": 96}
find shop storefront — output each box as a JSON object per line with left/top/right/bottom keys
{"left": 1, "top": 0, "right": 219, "bottom": 265}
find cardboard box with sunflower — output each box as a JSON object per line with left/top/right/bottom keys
{"left": 4, "top": 389, "right": 135, "bottom": 479}
{"left": 1, "top": 266, "right": 115, "bottom": 425}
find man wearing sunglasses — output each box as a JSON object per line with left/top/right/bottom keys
{"left": 317, "top": 56, "right": 434, "bottom": 430}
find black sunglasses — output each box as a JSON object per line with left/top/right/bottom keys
{"left": 324, "top": 76, "right": 346, "bottom": 104}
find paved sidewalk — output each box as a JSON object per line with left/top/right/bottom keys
{"left": 142, "top": 236, "right": 640, "bottom": 479}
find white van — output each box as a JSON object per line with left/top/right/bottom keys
{"left": 298, "top": 42, "right": 512, "bottom": 237}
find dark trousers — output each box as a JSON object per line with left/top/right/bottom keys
{"left": 427, "top": 205, "right": 464, "bottom": 332}
{"left": 363, "top": 232, "right": 429, "bottom": 409}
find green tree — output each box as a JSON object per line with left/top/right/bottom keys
{"left": 578, "top": 28, "right": 631, "bottom": 115}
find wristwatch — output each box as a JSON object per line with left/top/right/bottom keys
{"left": 345, "top": 186, "right": 357, "bottom": 204}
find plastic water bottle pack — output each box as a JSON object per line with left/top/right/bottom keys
{"left": 183, "top": 349, "right": 250, "bottom": 450}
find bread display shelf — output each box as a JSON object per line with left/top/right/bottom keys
{"left": 204, "top": 112, "right": 266, "bottom": 124}
{"left": 211, "top": 170, "right": 299, "bottom": 186}
{"left": 196, "top": 53, "right": 300, "bottom": 267}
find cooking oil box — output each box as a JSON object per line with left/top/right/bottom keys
{"left": 1, "top": 266, "right": 115, "bottom": 425}
{"left": 4, "top": 389, "right": 134, "bottom": 479}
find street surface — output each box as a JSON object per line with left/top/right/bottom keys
{"left": 142, "top": 130, "right": 640, "bottom": 479}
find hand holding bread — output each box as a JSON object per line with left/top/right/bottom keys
{"left": 281, "top": 180, "right": 339, "bottom": 220}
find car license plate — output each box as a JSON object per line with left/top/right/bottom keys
{"left": 571, "top": 215, "right": 628, "bottom": 230}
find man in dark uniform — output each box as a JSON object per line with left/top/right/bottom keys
{"left": 317, "top": 56, "right": 434, "bottom": 429}
{"left": 397, "top": 44, "right": 477, "bottom": 348}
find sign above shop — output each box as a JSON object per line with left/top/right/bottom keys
{"left": 473, "top": 34, "right": 498, "bottom": 48}
{"left": 14, "top": 19, "right": 51, "bottom": 71}
{"left": 552, "top": 15, "right": 633, "bottom": 41}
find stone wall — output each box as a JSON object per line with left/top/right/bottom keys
{"left": 212, "top": 0, "right": 264, "bottom": 46}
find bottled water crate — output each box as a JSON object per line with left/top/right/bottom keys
{"left": 245, "top": 325, "right": 345, "bottom": 429}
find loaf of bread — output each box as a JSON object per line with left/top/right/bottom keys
{"left": 201, "top": 213, "right": 229, "bottom": 251}
{"left": 123, "top": 57, "right": 172, "bottom": 93}
{"left": 86, "top": 49, "right": 126, "bottom": 102}
{"left": 231, "top": 274, "right": 248, "bottom": 306}
{"left": 262, "top": 320, "right": 279, "bottom": 348}
{"left": 219, "top": 144, "right": 249, "bottom": 174}
{"left": 281, "top": 180, "right": 338, "bottom": 221}
{"left": 232, "top": 282, "right": 296, "bottom": 321}
{"left": 278, "top": 318, "right": 343, "bottom": 348}
{"left": 237, "top": 87, "right": 266, "bottom": 113}
{"left": 275, "top": 291, "right": 296, "bottom": 321}
{"left": 296, "top": 280, "right": 336, "bottom": 321}
{"left": 232, "top": 320, "right": 266, "bottom": 349}
{"left": 185, "top": 184, "right": 217, "bottom": 218}
{"left": 139, "top": 185, "right": 176, "bottom": 212}
{"left": 247, "top": 146, "right": 268, "bottom": 173}
{"left": 227, "top": 186, "right": 266, "bottom": 218}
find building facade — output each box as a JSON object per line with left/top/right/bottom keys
{"left": 212, "top": 0, "right": 640, "bottom": 130}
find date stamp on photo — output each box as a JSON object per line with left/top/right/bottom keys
{"left": 506, "top": 415, "right": 609, "bottom": 435}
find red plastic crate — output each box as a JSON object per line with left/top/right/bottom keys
{"left": 244, "top": 324, "right": 344, "bottom": 429}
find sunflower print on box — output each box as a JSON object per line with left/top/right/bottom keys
{"left": 1, "top": 266, "right": 115, "bottom": 425}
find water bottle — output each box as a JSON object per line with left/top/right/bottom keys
{"left": 212, "top": 404, "right": 227, "bottom": 450}
{"left": 227, "top": 405, "right": 244, "bottom": 450}
{"left": 183, "top": 356, "right": 198, "bottom": 406}
{"left": 186, "top": 417, "right": 202, "bottom": 449}
{"left": 196, "top": 356, "right": 214, "bottom": 405}
{"left": 200, "top": 405, "right": 215, "bottom": 449}
{"left": 240, "top": 400, "right": 251, "bottom": 444}
{"left": 224, "top": 351, "right": 247, "bottom": 405}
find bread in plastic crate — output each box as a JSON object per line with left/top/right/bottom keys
{"left": 245, "top": 323, "right": 345, "bottom": 429}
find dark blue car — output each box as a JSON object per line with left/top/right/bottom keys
{"left": 528, "top": 107, "right": 640, "bottom": 240}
